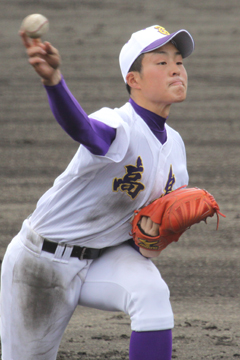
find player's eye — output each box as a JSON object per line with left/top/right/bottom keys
{"left": 157, "top": 61, "right": 167, "bottom": 65}
{"left": 176, "top": 61, "right": 183, "bottom": 65}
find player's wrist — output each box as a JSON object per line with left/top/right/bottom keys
{"left": 140, "top": 248, "right": 162, "bottom": 258}
{"left": 42, "top": 69, "right": 62, "bottom": 86}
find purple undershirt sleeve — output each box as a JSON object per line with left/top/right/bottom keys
{"left": 128, "top": 239, "right": 142, "bottom": 254}
{"left": 44, "top": 77, "right": 116, "bottom": 156}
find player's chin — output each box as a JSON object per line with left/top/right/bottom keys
{"left": 175, "top": 96, "right": 187, "bottom": 103}
{"left": 172, "top": 89, "right": 187, "bottom": 103}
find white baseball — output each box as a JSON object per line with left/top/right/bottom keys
{"left": 21, "top": 14, "right": 49, "bottom": 39}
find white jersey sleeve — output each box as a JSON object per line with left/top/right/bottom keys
{"left": 89, "top": 107, "right": 130, "bottom": 162}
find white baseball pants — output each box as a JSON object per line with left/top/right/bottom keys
{"left": 0, "top": 219, "right": 173, "bottom": 360}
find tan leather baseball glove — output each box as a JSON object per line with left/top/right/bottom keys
{"left": 131, "top": 186, "right": 226, "bottom": 252}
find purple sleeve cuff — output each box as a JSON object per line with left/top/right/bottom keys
{"left": 44, "top": 77, "right": 116, "bottom": 155}
{"left": 128, "top": 239, "right": 142, "bottom": 254}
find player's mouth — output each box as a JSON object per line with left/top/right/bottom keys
{"left": 169, "top": 79, "right": 185, "bottom": 87}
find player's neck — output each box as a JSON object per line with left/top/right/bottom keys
{"left": 130, "top": 94, "right": 171, "bottom": 118}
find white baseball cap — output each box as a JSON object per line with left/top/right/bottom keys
{"left": 119, "top": 25, "right": 194, "bottom": 82}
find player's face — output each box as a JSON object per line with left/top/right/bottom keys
{"left": 136, "top": 42, "right": 188, "bottom": 115}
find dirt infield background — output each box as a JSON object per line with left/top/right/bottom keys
{"left": 0, "top": 0, "right": 240, "bottom": 359}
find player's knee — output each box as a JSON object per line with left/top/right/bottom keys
{"left": 132, "top": 277, "right": 170, "bottom": 311}
{"left": 127, "top": 279, "right": 173, "bottom": 331}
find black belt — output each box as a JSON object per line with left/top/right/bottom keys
{"left": 42, "top": 239, "right": 103, "bottom": 260}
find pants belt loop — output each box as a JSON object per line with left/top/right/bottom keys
{"left": 61, "top": 245, "right": 73, "bottom": 261}
{"left": 53, "top": 244, "right": 66, "bottom": 260}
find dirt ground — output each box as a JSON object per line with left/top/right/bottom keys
{"left": 0, "top": 0, "right": 240, "bottom": 359}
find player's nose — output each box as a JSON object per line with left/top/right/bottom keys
{"left": 169, "top": 63, "right": 181, "bottom": 76}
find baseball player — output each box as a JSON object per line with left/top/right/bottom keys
{"left": 0, "top": 25, "right": 194, "bottom": 360}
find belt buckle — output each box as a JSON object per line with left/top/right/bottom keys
{"left": 79, "top": 247, "right": 87, "bottom": 260}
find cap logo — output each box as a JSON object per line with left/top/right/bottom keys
{"left": 154, "top": 26, "right": 170, "bottom": 35}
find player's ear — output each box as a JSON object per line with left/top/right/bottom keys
{"left": 126, "top": 71, "right": 141, "bottom": 91}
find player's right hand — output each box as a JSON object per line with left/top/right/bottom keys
{"left": 19, "top": 30, "right": 61, "bottom": 86}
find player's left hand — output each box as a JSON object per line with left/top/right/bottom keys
{"left": 137, "top": 216, "right": 162, "bottom": 258}
{"left": 131, "top": 186, "right": 226, "bottom": 255}
{"left": 139, "top": 216, "right": 159, "bottom": 237}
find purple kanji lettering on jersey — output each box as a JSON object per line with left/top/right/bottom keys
{"left": 113, "top": 156, "right": 145, "bottom": 199}
{"left": 164, "top": 165, "right": 176, "bottom": 195}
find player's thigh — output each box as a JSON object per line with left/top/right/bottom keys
{"left": 79, "top": 243, "right": 173, "bottom": 331}
{"left": 0, "top": 234, "right": 83, "bottom": 360}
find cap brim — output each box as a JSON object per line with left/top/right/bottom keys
{"left": 141, "top": 29, "right": 194, "bottom": 58}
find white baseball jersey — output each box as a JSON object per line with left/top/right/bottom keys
{"left": 30, "top": 102, "right": 188, "bottom": 247}
{"left": 1, "top": 101, "right": 183, "bottom": 359}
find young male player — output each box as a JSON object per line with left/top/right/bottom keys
{"left": 1, "top": 25, "right": 194, "bottom": 360}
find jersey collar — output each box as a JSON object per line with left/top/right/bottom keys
{"left": 129, "top": 98, "right": 167, "bottom": 144}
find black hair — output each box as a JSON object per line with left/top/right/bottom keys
{"left": 126, "top": 53, "right": 145, "bottom": 95}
